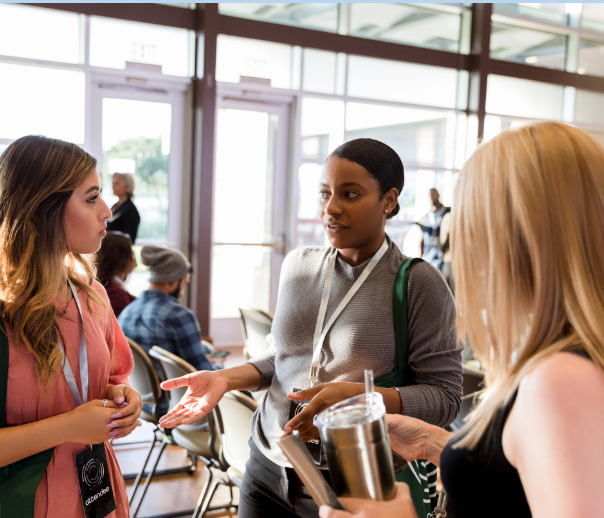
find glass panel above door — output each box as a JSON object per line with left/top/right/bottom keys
{"left": 90, "top": 16, "right": 193, "bottom": 77}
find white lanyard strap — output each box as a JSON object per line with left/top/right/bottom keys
{"left": 310, "top": 238, "right": 389, "bottom": 385}
{"left": 57, "top": 279, "right": 89, "bottom": 406}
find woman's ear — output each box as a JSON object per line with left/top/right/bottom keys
{"left": 385, "top": 187, "right": 399, "bottom": 213}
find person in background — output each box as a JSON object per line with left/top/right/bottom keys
{"left": 439, "top": 210, "right": 453, "bottom": 293}
{"left": 417, "top": 188, "right": 450, "bottom": 272}
{"left": 118, "top": 245, "right": 224, "bottom": 373}
{"left": 319, "top": 122, "right": 604, "bottom": 518}
{"left": 0, "top": 135, "right": 142, "bottom": 518}
{"left": 106, "top": 172, "right": 140, "bottom": 243}
{"left": 94, "top": 231, "right": 137, "bottom": 317}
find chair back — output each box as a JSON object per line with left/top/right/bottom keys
{"left": 126, "top": 338, "right": 162, "bottom": 423}
{"left": 450, "top": 366, "right": 485, "bottom": 431}
{"left": 215, "top": 391, "right": 258, "bottom": 474}
{"left": 238, "top": 306, "right": 273, "bottom": 359}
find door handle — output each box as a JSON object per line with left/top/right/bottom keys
{"left": 213, "top": 234, "right": 286, "bottom": 255}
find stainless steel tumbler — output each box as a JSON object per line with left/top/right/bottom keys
{"left": 314, "top": 392, "right": 396, "bottom": 501}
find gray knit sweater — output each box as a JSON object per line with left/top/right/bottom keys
{"left": 248, "top": 235, "right": 462, "bottom": 468}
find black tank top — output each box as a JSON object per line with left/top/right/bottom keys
{"left": 440, "top": 389, "right": 532, "bottom": 518}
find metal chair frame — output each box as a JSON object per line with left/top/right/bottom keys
{"left": 124, "top": 338, "right": 197, "bottom": 517}
{"left": 147, "top": 346, "right": 240, "bottom": 518}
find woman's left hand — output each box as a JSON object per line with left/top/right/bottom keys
{"left": 282, "top": 382, "right": 363, "bottom": 442}
{"left": 105, "top": 384, "right": 143, "bottom": 440}
{"left": 319, "top": 483, "right": 418, "bottom": 518}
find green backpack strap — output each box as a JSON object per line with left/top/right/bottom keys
{"left": 374, "top": 257, "right": 423, "bottom": 389}
{"left": 374, "top": 258, "right": 435, "bottom": 517}
{"left": 0, "top": 318, "right": 55, "bottom": 518}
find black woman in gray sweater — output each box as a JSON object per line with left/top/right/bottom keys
{"left": 159, "top": 138, "right": 462, "bottom": 518}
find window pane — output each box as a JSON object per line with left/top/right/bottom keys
{"left": 301, "top": 97, "right": 345, "bottom": 160}
{"left": 214, "top": 109, "right": 276, "bottom": 244}
{"left": 297, "top": 223, "right": 325, "bottom": 248}
{"left": 575, "top": 90, "right": 604, "bottom": 127}
{"left": 211, "top": 245, "right": 271, "bottom": 318}
{"left": 490, "top": 22, "right": 566, "bottom": 70}
{"left": 302, "top": 49, "right": 345, "bottom": 95}
{"left": 101, "top": 98, "right": 172, "bottom": 241}
{"left": 90, "top": 17, "right": 192, "bottom": 77}
{"left": 219, "top": 3, "right": 338, "bottom": 32}
{"left": 0, "top": 5, "right": 82, "bottom": 64}
{"left": 486, "top": 75, "right": 563, "bottom": 120}
{"left": 493, "top": 3, "right": 568, "bottom": 25}
{"left": 345, "top": 102, "right": 457, "bottom": 169}
{"left": 298, "top": 163, "right": 322, "bottom": 220}
{"left": 347, "top": 56, "right": 458, "bottom": 109}
{"left": 0, "top": 144, "right": 8, "bottom": 157}
{"left": 582, "top": 4, "right": 604, "bottom": 33}
{"left": 483, "top": 115, "right": 535, "bottom": 142}
{"left": 578, "top": 40, "right": 604, "bottom": 77}
{"left": 0, "top": 64, "right": 85, "bottom": 142}
{"left": 349, "top": 4, "right": 462, "bottom": 53}
{"left": 216, "top": 35, "right": 295, "bottom": 89}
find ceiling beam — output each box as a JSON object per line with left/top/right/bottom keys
{"left": 489, "top": 59, "right": 604, "bottom": 93}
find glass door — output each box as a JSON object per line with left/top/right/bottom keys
{"left": 91, "top": 79, "right": 187, "bottom": 295}
{"left": 210, "top": 96, "right": 289, "bottom": 345}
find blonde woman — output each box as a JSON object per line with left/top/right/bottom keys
{"left": 107, "top": 172, "right": 140, "bottom": 243}
{"left": 0, "top": 136, "right": 142, "bottom": 517}
{"left": 320, "top": 122, "right": 604, "bottom": 518}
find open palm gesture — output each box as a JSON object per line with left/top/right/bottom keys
{"left": 158, "top": 371, "right": 229, "bottom": 428}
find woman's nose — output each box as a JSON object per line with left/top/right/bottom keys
{"left": 324, "top": 197, "right": 342, "bottom": 215}
{"left": 101, "top": 199, "right": 112, "bottom": 220}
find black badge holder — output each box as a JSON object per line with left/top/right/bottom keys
{"left": 278, "top": 431, "right": 345, "bottom": 511}
{"left": 74, "top": 443, "right": 117, "bottom": 518}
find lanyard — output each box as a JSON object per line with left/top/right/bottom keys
{"left": 57, "top": 279, "right": 89, "bottom": 407}
{"left": 309, "top": 238, "right": 389, "bottom": 386}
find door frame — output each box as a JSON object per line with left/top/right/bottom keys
{"left": 90, "top": 71, "right": 189, "bottom": 249}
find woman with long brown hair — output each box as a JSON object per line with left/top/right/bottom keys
{"left": 320, "top": 122, "right": 604, "bottom": 518}
{"left": 0, "top": 136, "right": 142, "bottom": 517}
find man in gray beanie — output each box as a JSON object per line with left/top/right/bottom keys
{"left": 118, "top": 245, "right": 224, "bottom": 375}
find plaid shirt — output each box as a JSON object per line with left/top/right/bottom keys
{"left": 118, "top": 289, "right": 213, "bottom": 372}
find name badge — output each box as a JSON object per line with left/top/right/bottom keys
{"left": 288, "top": 388, "right": 323, "bottom": 465}
{"left": 75, "top": 443, "right": 117, "bottom": 518}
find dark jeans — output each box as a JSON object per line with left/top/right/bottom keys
{"left": 239, "top": 438, "right": 332, "bottom": 518}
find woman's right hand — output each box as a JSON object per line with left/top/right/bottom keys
{"left": 65, "top": 399, "right": 123, "bottom": 444}
{"left": 386, "top": 414, "right": 448, "bottom": 467}
{"left": 159, "top": 371, "right": 229, "bottom": 428}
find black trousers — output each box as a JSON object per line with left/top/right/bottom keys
{"left": 239, "top": 439, "right": 332, "bottom": 518}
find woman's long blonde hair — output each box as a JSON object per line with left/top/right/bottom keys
{"left": 453, "top": 122, "right": 604, "bottom": 448}
{"left": 0, "top": 136, "right": 106, "bottom": 389}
